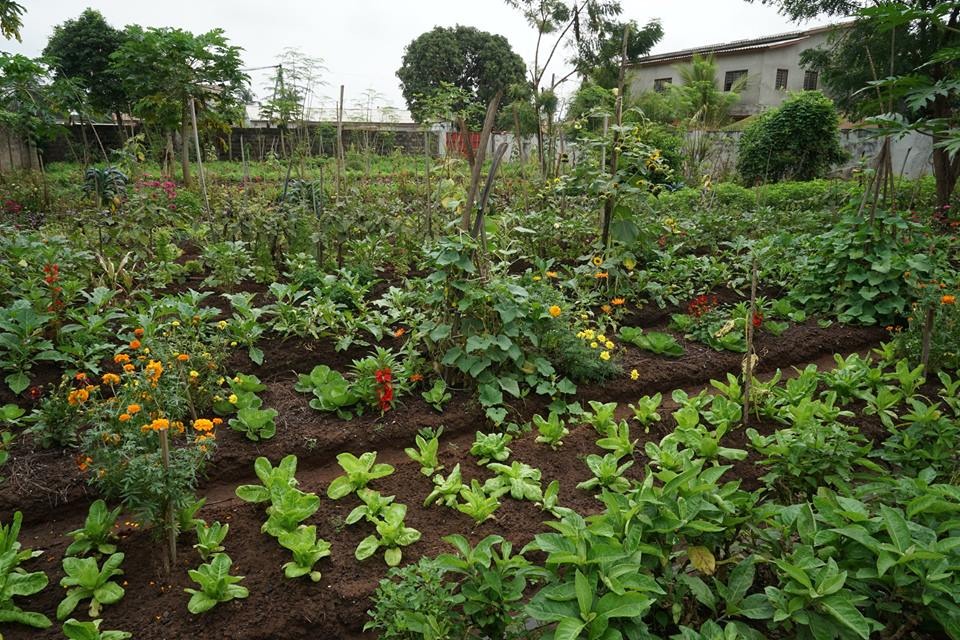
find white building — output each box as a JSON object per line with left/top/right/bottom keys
{"left": 627, "top": 24, "right": 846, "bottom": 118}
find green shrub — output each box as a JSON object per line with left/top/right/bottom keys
{"left": 737, "top": 91, "right": 847, "bottom": 184}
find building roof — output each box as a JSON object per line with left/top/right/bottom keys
{"left": 630, "top": 23, "right": 850, "bottom": 67}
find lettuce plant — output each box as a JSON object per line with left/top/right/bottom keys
{"left": 65, "top": 500, "right": 120, "bottom": 557}
{"left": 294, "top": 364, "right": 358, "bottom": 416}
{"left": 346, "top": 489, "right": 395, "bottom": 525}
{"left": 0, "top": 512, "right": 51, "bottom": 632}
{"left": 424, "top": 464, "right": 463, "bottom": 508}
{"left": 235, "top": 455, "right": 300, "bottom": 504}
{"left": 576, "top": 454, "right": 633, "bottom": 493}
{"left": 404, "top": 428, "right": 444, "bottom": 476}
{"left": 469, "top": 431, "right": 512, "bottom": 466}
{"left": 228, "top": 406, "right": 278, "bottom": 441}
{"left": 262, "top": 486, "right": 320, "bottom": 537}
{"left": 456, "top": 480, "right": 500, "bottom": 524}
{"left": 327, "top": 451, "right": 394, "bottom": 499}
{"left": 57, "top": 552, "right": 125, "bottom": 620}
{"left": 184, "top": 553, "right": 248, "bottom": 614}
{"left": 421, "top": 378, "right": 451, "bottom": 411}
{"left": 62, "top": 618, "right": 131, "bottom": 640}
{"left": 278, "top": 525, "right": 331, "bottom": 582}
{"left": 193, "top": 521, "right": 228, "bottom": 561}
{"left": 533, "top": 412, "right": 568, "bottom": 449}
{"left": 355, "top": 504, "right": 422, "bottom": 567}
{"left": 484, "top": 462, "right": 543, "bottom": 502}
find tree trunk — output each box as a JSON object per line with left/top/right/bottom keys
{"left": 932, "top": 145, "right": 959, "bottom": 211}
{"left": 181, "top": 101, "right": 192, "bottom": 187}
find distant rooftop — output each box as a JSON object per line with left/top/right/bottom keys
{"left": 630, "top": 23, "right": 851, "bottom": 67}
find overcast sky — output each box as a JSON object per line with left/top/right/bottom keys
{"left": 6, "top": 1, "right": 836, "bottom": 119}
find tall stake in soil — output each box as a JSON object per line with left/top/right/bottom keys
{"left": 743, "top": 259, "right": 758, "bottom": 427}
{"left": 336, "top": 84, "right": 345, "bottom": 203}
{"left": 920, "top": 304, "right": 935, "bottom": 373}
{"left": 190, "top": 97, "right": 211, "bottom": 222}
{"left": 462, "top": 91, "right": 504, "bottom": 232}
{"left": 159, "top": 428, "right": 176, "bottom": 574}
{"left": 600, "top": 26, "right": 630, "bottom": 249}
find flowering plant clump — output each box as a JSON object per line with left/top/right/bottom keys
{"left": 375, "top": 368, "right": 394, "bottom": 412}
{"left": 688, "top": 295, "right": 719, "bottom": 318}
{"left": 894, "top": 281, "right": 960, "bottom": 372}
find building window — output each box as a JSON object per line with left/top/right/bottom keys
{"left": 723, "top": 70, "right": 748, "bottom": 91}
{"left": 775, "top": 68, "right": 789, "bottom": 90}
{"left": 803, "top": 70, "right": 819, "bottom": 90}
{"left": 653, "top": 77, "right": 672, "bottom": 92}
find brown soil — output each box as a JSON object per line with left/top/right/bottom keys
{"left": 0, "top": 320, "right": 889, "bottom": 640}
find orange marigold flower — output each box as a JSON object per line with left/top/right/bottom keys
{"left": 176, "top": 353, "right": 190, "bottom": 362}
{"left": 127, "top": 404, "right": 141, "bottom": 414}
{"left": 549, "top": 305, "right": 562, "bottom": 318}
{"left": 145, "top": 360, "right": 163, "bottom": 383}
{"left": 102, "top": 373, "right": 121, "bottom": 385}
{"left": 393, "top": 327, "right": 406, "bottom": 338}
{"left": 409, "top": 373, "right": 424, "bottom": 382}
{"left": 545, "top": 271, "right": 559, "bottom": 278}
{"left": 123, "top": 363, "right": 135, "bottom": 373}
{"left": 67, "top": 388, "right": 90, "bottom": 406}
{"left": 594, "top": 271, "right": 609, "bottom": 279}
{"left": 601, "top": 304, "right": 612, "bottom": 314}
{"left": 75, "top": 372, "right": 88, "bottom": 381}
{"left": 611, "top": 297, "right": 626, "bottom": 306}
{"left": 134, "top": 328, "right": 144, "bottom": 337}
{"left": 76, "top": 456, "right": 92, "bottom": 472}
{"left": 129, "top": 339, "right": 141, "bottom": 350}
{"left": 114, "top": 353, "right": 130, "bottom": 364}
{"left": 212, "top": 418, "right": 223, "bottom": 426}
{"left": 943, "top": 294, "right": 956, "bottom": 305}
{"left": 118, "top": 413, "right": 131, "bottom": 422}
{"left": 193, "top": 418, "right": 214, "bottom": 432}
{"left": 149, "top": 418, "right": 169, "bottom": 432}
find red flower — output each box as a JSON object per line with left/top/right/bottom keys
{"left": 752, "top": 312, "right": 763, "bottom": 328}
{"left": 374, "top": 368, "right": 394, "bottom": 412}
{"left": 375, "top": 368, "right": 392, "bottom": 384}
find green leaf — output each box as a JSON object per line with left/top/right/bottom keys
{"left": 820, "top": 594, "right": 874, "bottom": 639}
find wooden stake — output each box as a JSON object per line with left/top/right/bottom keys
{"left": 189, "top": 97, "right": 211, "bottom": 222}
{"left": 159, "top": 428, "right": 176, "bottom": 573}
{"left": 920, "top": 304, "right": 935, "bottom": 373}
{"left": 743, "top": 259, "right": 758, "bottom": 427}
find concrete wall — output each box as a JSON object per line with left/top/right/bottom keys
{"left": 690, "top": 128, "right": 933, "bottom": 180}
{"left": 0, "top": 128, "right": 40, "bottom": 172}
{"left": 628, "top": 30, "right": 833, "bottom": 117}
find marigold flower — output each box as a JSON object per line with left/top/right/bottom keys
{"left": 102, "top": 373, "right": 121, "bottom": 385}
{"left": 546, "top": 271, "right": 558, "bottom": 278}
{"left": 75, "top": 372, "right": 88, "bottom": 381}
{"left": 611, "top": 297, "right": 626, "bottom": 306}
{"left": 597, "top": 334, "right": 607, "bottom": 342}
{"left": 67, "top": 388, "right": 90, "bottom": 406}
{"left": 127, "top": 405, "right": 141, "bottom": 415}
{"left": 119, "top": 413, "right": 131, "bottom": 422}
{"left": 134, "top": 328, "right": 144, "bottom": 338}
{"left": 595, "top": 271, "right": 609, "bottom": 279}
{"left": 590, "top": 341, "right": 599, "bottom": 348}
{"left": 410, "top": 373, "right": 424, "bottom": 382}
{"left": 129, "top": 339, "right": 141, "bottom": 350}
{"left": 630, "top": 369, "right": 639, "bottom": 381}
{"left": 193, "top": 418, "right": 214, "bottom": 432}
{"left": 228, "top": 394, "right": 238, "bottom": 404}
{"left": 393, "top": 327, "right": 406, "bottom": 338}
{"left": 123, "top": 363, "right": 135, "bottom": 373}
{"left": 605, "top": 340, "right": 614, "bottom": 349}
{"left": 77, "top": 456, "right": 92, "bottom": 472}
{"left": 212, "top": 418, "right": 223, "bottom": 426}
{"left": 145, "top": 360, "right": 163, "bottom": 383}
{"left": 532, "top": 275, "right": 542, "bottom": 281}
{"left": 217, "top": 320, "right": 228, "bottom": 330}
{"left": 149, "top": 418, "right": 169, "bottom": 432}
{"left": 599, "top": 350, "right": 611, "bottom": 361}
{"left": 548, "top": 305, "right": 562, "bottom": 318}
{"left": 601, "top": 304, "right": 612, "bottom": 314}
{"left": 592, "top": 256, "right": 603, "bottom": 267}
{"left": 943, "top": 295, "right": 956, "bottom": 305}
{"left": 189, "top": 370, "right": 199, "bottom": 379}
{"left": 177, "top": 354, "right": 189, "bottom": 362}
{"left": 114, "top": 353, "right": 130, "bottom": 364}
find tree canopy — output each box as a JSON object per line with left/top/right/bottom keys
{"left": 43, "top": 9, "right": 129, "bottom": 123}
{"left": 0, "top": 0, "right": 24, "bottom": 42}
{"left": 396, "top": 25, "right": 526, "bottom": 125}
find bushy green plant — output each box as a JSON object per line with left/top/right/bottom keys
{"left": 355, "top": 503, "right": 422, "bottom": 567}
{"left": 57, "top": 552, "right": 125, "bottom": 620}
{"left": 737, "top": 91, "right": 847, "bottom": 184}
{"left": 65, "top": 499, "right": 120, "bottom": 557}
{"left": 184, "top": 553, "right": 248, "bottom": 614}
{"left": 365, "top": 558, "right": 463, "bottom": 640}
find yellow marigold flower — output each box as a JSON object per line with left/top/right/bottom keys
{"left": 532, "top": 275, "right": 542, "bottom": 282}
{"left": 597, "top": 334, "right": 607, "bottom": 343}
{"left": 605, "top": 340, "right": 614, "bottom": 349}
{"left": 611, "top": 297, "right": 625, "bottom": 306}
{"left": 630, "top": 369, "right": 639, "bottom": 380}
{"left": 189, "top": 370, "right": 199, "bottom": 379}
{"left": 118, "top": 413, "right": 131, "bottom": 422}
{"left": 193, "top": 418, "right": 214, "bottom": 432}
{"left": 599, "top": 350, "right": 611, "bottom": 361}
{"left": 548, "top": 305, "right": 562, "bottom": 318}
{"left": 176, "top": 354, "right": 189, "bottom": 362}
{"left": 592, "top": 256, "right": 603, "bottom": 267}
{"left": 583, "top": 329, "right": 595, "bottom": 340}
{"left": 228, "top": 394, "right": 238, "bottom": 404}
{"left": 217, "top": 320, "right": 228, "bottom": 330}
{"left": 590, "top": 341, "right": 598, "bottom": 349}
{"left": 102, "top": 373, "right": 121, "bottom": 385}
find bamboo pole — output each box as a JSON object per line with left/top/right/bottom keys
{"left": 743, "top": 259, "right": 758, "bottom": 427}
{"left": 159, "top": 428, "right": 176, "bottom": 573}
{"left": 189, "top": 97, "right": 211, "bottom": 221}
